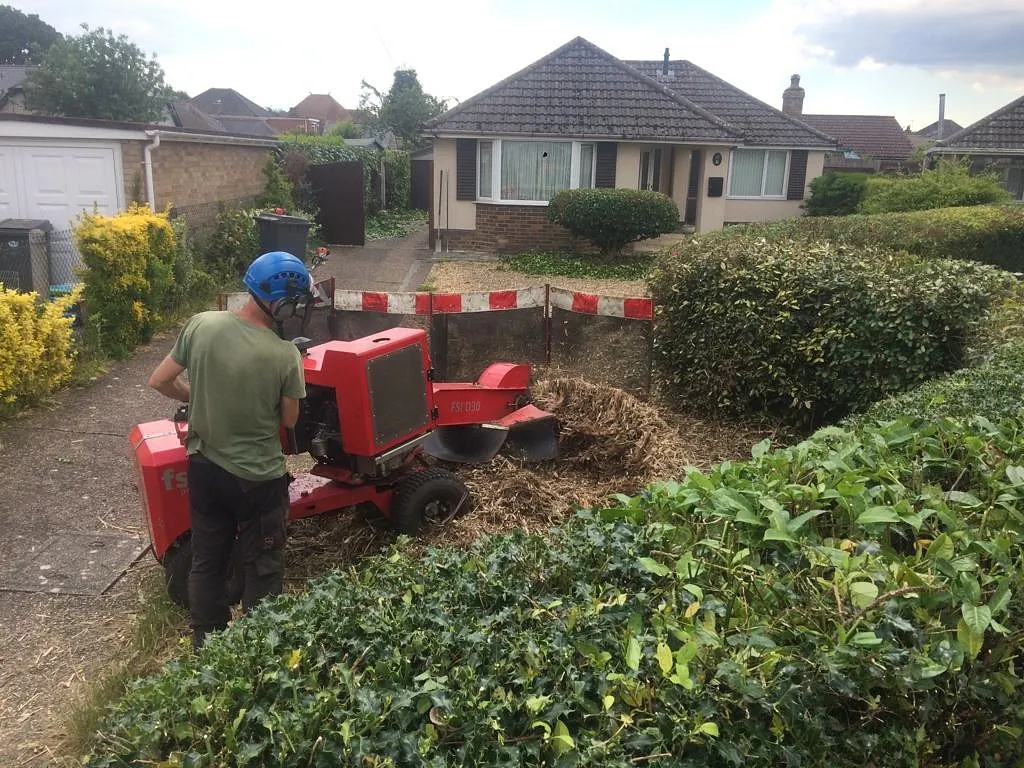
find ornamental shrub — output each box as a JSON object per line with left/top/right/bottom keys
{"left": 0, "top": 286, "right": 79, "bottom": 414}
{"left": 257, "top": 154, "right": 295, "bottom": 211}
{"left": 753, "top": 204, "right": 1024, "bottom": 273}
{"left": 74, "top": 205, "right": 177, "bottom": 358}
{"left": 83, "top": 416, "right": 1024, "bottom": 767}
{"left": 804, "top": 171, "right": 868, "bottom": 216}
{"left": 859, "top": 159, "right": 1012, "bottom": 214}
{"left": 548, "top": 188, "right": 680, "bottom": 256}
{"left": 650, "top": 232, "right": 1012, "bottom": 427}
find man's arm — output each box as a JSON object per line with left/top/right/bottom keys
{"left": 280, "top": 396, "right": 300, "bottom": 429}
{"left": 148, "top": 355, "right": 190, "bottom": 402}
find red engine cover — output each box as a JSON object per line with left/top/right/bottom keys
{"left": 129, "top": 420, "right": 190, "bottom": 560}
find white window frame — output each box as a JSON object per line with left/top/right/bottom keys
{"left": 726, "top": 148, "right": 791, "bottom": 199}
{"left": 476, "top": 138, "right": 597, "bottom": 205}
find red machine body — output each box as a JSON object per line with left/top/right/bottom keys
{"left": 131, "top": 327, "right": 553, "bottom": 562}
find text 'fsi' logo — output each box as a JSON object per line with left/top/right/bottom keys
{"left": 162, "top": 469, "right": 188, "bottom": 492}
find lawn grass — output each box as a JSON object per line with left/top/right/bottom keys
{"left": 501, "top": 250, "right": 654, "bottom": 280}
{"left": 365, "top": 210, "right": 428, "bottom": 240}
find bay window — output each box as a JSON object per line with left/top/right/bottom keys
{"left": 477, "top": 140, "right": 596, "bottom": 202}
{"left": 729, "top": 149, "right": 789, "bottom": 197}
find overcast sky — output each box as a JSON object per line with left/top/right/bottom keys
{"left": 12, "top": 0, "right": 1024, "bottom": 131}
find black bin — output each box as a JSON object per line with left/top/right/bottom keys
{"left": 0, "top": 219, "right": 52, "bottom": 295}
{"left": 257, "top": 213, "right": 312, "bottom": 260}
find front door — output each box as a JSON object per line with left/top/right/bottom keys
{"left": 684, "top": 149, "right": 702, "bottom": 226}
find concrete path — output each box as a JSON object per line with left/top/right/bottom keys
{"left": 315, "top": 225, "right": 434, "bottom": 293}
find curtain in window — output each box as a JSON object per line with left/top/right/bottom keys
{"left": 479, "top": 141, "right": 493, "bottom": 198}
{"left": 501, "top": 141, "right": 572, "bottom": 201}
{"left": 579, "top": 143, "right": 595, "bottom": 188}
{"left": 764, "top": 150, "right": 788, "bottom": 196}
{"left": 730, "top": 149, "right": 764, "bottom": 196}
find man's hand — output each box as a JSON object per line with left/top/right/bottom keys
{"left": 148, "top": 355, "right": 190, "bottom": 402}
{"left": 280, "top": 396, "right": 300, "bottom": 429}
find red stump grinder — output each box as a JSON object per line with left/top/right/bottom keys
{"left": 130, "top": 326, "right": 558, "bottom": 606}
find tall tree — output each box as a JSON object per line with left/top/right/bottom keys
{"left": 0, "top": 5, "right": 61, "bottom": 64}
{"left": 360, "top": 69, "right": 447, "bottom": 150}
{"left": 24, "top": 24, "right": 172, "bottom": 122}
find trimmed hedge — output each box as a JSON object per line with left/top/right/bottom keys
{"left": 650, "top": 232, "right": 1013, "bottom": 426}
{"left": 84, "top": 415, "right": 1024, "bottom": 767}
{"left": 804, "top": 171, "right": 868, "bottom": 216}
{"left": 0, "top": 285, "right": 79, "bottom": 414}
{"left": 859, "top": 161, "right": 1011, "bottom": 214}
{"left": 755, "top": 204, "right": 1024, "bottom": 272}
{"left": 74, "top": 205, "right": 178, "bottom": 357}
{"left": 548, "top": 188, "right": 679, "bottom": 255}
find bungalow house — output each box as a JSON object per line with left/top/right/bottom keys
{"left": 929, "top": 93, "right": 1024, "bottom": 200}
{"left": 423, "top": 37, "right": 836, "bottom": 251}
{"left": 290, "top": 94, "right": 350, "bottom": 132}
{"left": 190, "top": 88, "right": 319, "bottom": 137}
{"left": 0, "top": 65, "right": 31, "bottom": 114}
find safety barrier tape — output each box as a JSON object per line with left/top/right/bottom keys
{"left": 548, "top": 287, "right": 654, "bottom": 320}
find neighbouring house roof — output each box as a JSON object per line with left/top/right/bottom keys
{"left": 628, "top": 60, "right": 835, "bottom": 148}
{"left": 799, "top": 114, "right": 914, "bottom": 162}
{"left": 213, "top": 115, "right": 277, "bottom": 137}
{"left": 0, "top": 112, "right": 280, "bottom": 145}
{"left": 191, "top": 88, "right": 272, "bottom": 118}
{"left": 425, "top": 37, "right": 745, "bottom": 144}
{"left": 915, "top": 119, "right": 963, "bottom": 139}
{"left": 291, "top": 93, "right": 349, "bottom": 124}
{"left": 166, "top": 100, "right": 226, "bottom": 132}
{"left": 935, "top": 94, "right": 1024, "bottom": 152}
{"left": 0, "top": 65, "right": 30, "bottom": 110}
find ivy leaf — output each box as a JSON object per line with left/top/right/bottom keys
{"left": 625, "top": 636, "right": 642, "bottom": 671}
{"left": 957, "top": 619, "right": 985, "bottom": 659}
{"left": 850, "top": 631, "right": 882, "bottom": 647}
{"left": 602, "top": 695, "right": 614, "bottom": 711}
{"left": 1006, "top": 465, "right": 1024, "bottom": 486}
{"left": 960, "top": 604, "right": 992, "bottom": 636}
{"left": 685, "top": 601, "right": 701, "bottom": 619}
{"left": 925, "top": 533, "right": 954, "bottom": 561}
{"left": 945, "top": 491, "right": 983, "bottom": 508}
{"left": 856, "top": 506, "right": 901, "bottom": 525}
{"left": 695, "top": 722, "right": 720, "bottom": 738}
{"left": 638, "top": 557, "right": 669, "bottom": 577}
{"left": 551, "top": 720, "right": 575, "bottom": 756}
{"left": 656, "top": 642, "right": 674, "bottom": 675}
{"left": 849, "top": 581, "right": 879, "bottom": 609}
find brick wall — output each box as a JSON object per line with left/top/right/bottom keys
{"left": 444, "top": 203, "right": 591, "bottom": 253}
{"left": 150, "top": 141, "right": 272, "bottom": 210}
{"left": 119, "top": 140, "right": 146, "bottom": 205}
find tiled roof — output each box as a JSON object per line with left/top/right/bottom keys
{"left": 426, "top": 37, "right": 742, "bottom": 143}
{"left": 628, "top": 60, "right": 835, "bottom": 148}
{"left": 190, "top": 88, "right": 272, "bottom": 117}
{"left": 214, "top": 116, "right": 277, "bottom": 137}
{"left": 291, "top": 94, "right": 349, "bottom": 123}
{"left": 915, "top": 119, "right": 963, "bottom": 139}
{"left": 937, "top": 94, "right": 1024, "bottom": 152}
{"left": 167, "top": 100, "right": 226, "bottom": 132}
{"left": 800, "top": 114, "right": 913, "bottom": 161}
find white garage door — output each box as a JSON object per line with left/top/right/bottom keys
{"left": 0, "top": 141, "right": 123, "bottom": 230}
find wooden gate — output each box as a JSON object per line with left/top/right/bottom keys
{"left": 308, "top": 161, "right": 365, "bottom": 246}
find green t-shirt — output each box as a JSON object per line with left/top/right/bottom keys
{"left": 170, "top": 311, "right": 305, "bottom": 481}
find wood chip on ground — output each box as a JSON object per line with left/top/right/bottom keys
{"left": 426, "top": 260, "right": 649, "bottom": 297}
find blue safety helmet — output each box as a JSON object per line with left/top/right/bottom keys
{"left": 243, "top": 251, "right": 310, "bottom": 303}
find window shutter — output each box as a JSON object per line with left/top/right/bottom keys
{"left": 787, "top": 150, "right": 809, "bottom": 200}
{"left": 595, "top": 143, "right": 617, "bottom": 188}
{"left": 456, "top": 139, "right": 477, "bottom": 200}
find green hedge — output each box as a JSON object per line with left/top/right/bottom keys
{"left": 548, "top": 188, "right": 679, "bottom": 255}
{"left": 804, "top": 171, "right": 868, "bottom": 216}
{"left": 650, "top": 232, "right": 1013, "bottom": 426}
{"left": 84, "top": 415, "right": 1024, "bottom": 767}
{"left": 755, "top": 205, "right": 1024, "bottom": 272}
{"left": 383, "top": 149, "right": 411, "bottom": 211}
{"left": 859, "top": 160, "right": 1011, "bottom": 214}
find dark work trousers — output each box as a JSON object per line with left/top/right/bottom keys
{"left": 187, "top": 453, "right": 289, "bottom": 649}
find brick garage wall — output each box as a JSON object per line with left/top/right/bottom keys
{"left": 445, "top": 203, "right": 589, "bottom": 253}
{"left": 150, "top": 141, "right": 272, "bottom": 210}
{"left": 119, "top": 140, "right": 147, "bottom": 205}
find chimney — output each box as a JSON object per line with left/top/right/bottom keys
{"left": 782, "top": 74, "right": 805, "bottom": 116}
{"left": 937, "top": 93, "right": 946, "bottom": 140}
{"left": 663, "top": 47, "right": 670, "bottom": 76}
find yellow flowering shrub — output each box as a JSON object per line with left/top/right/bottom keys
{"left": 0, "top": 286, "right": 79, "bottom": 411}
{"left": 74, "top": 204, "right": 176, "bottom": 357}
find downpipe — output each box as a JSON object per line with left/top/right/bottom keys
{"left": 143, "top": 130, "right": 161, "bottom": 211}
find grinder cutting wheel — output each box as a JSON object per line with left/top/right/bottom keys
{"left": 135, "top": 251, "right": 558, "bottom": 643}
